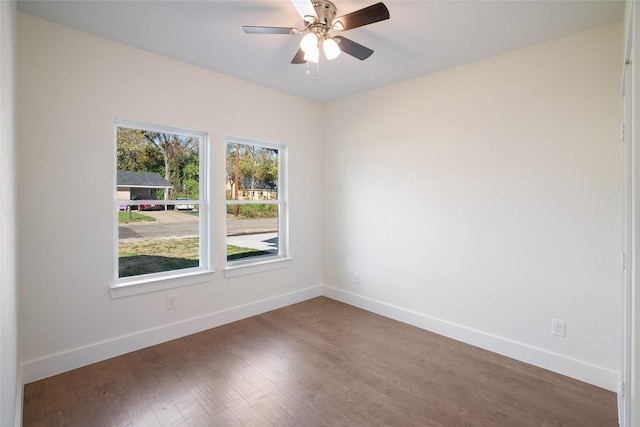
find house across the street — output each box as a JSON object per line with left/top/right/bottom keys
{"left": 116, "top": 170, "right": 172, "bottom": 200}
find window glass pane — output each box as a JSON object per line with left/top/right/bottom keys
{"left": 116, "top": 124, "right": 202, "bottom": 279}
{"left": 226, "top": 204, "right": 278, "bottom": 261}
{"left": 226, "top": 143, "right": 278, "bottom": 201}
{"left": 118, "top": 207, "right": 200, "bottom": 277}
{"left": 119, "top": 239, "right": 199, "bottom": 277}
{"left": 117, "top": 128, "right": 200, "bottom": 202}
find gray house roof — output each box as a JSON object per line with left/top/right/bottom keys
{"left": 117, "top": 170, "right": 172, "bottom": 189}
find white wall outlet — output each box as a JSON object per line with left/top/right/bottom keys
{"left": 551, "top": 319, "right": 566, "bottom": 337}
{"left": 354, "top": 273, "right": 361, "bottom": 284}
{"left": 167, "top": 295, "right": 176, "bottom": 310}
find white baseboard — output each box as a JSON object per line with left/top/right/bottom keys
{"left": 323, "top": 285, "right": 618, "bottom": 392}
{"left": 22, "top": 285, "right": 323, "bottom": 384}
{"left": 21, "top": 284, "right": 618, "bottom": 392}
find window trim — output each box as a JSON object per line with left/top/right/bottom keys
{"left": 110, "top": 271, "right": 214, "bottom": 299}
{"left": 224, "top": 136, "right": 290, "bottom": 276}
{"left": 112, "top": 120, "right": 211, "bottom": 297}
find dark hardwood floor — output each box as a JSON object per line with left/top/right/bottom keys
{"left": 23, "top": 297, "right": 618, "bottom": 426}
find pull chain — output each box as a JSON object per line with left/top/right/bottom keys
{"left": 304, "top": 60, "right": 320, "bottom": 82}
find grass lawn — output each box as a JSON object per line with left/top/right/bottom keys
{"left": 118, "top": 211, "right": 156, "bottom": 224}
{"left": 119, "top": 238, "right": 272, "bottom": 277}
{"left": 227, "top": 245, "right": 272, "bottom": 260}
{"left": 119, "top": 238, "right": 199, "bottom": 277}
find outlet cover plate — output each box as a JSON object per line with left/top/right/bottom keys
{"left": 552, "top": 319, "right": 566, "bottom": 337}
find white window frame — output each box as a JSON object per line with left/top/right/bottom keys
{"left": 111, "top": 120, "right": 211, "bottom": 298}
{"left": 224, "top": 136, "right": 290, "bottom": 278}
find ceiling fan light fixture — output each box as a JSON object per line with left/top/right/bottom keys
{"left": 323, "top": 37, "right": 341, "bottom": 60}
{"left": 245, "top": 0, "right": 390, "bottom": 70}
{"left": 303, "top": 47, "right": 320, "bottom": 63}
{"left": 300, "top": 32, "right": 318, "bottom": 53}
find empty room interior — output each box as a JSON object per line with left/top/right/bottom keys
{"left": 1, "top": 0, "right": 640, "bottom": 426}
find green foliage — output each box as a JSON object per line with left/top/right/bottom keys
{"left": 116, "top": 128, "right": 146, "bottom": 171}
{"left": 181, "top": 153, "right": 200, "bottom": 199}
{"left": 226, "top": 143, "right": 278, "bottom": 199}
{"left": 226, "top": 204, "right": 277, "bottom": 218}
{"left": 139, "top": 143, "right": 164, "bottom": 174}
{"left": 117, "top": 126, "right": 200, "bottom": 200}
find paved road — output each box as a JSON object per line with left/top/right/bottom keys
{"left": 226, "top": 216, "right": 278, "bottom": 235}
{"left": 119, "top": 211, "right": 277, "bottom": 243}
{"left": 119, "top": 221, "right": 198, "bottom": 240}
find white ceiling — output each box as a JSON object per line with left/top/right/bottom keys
{"left": 17, "top": 0, "right": 624, "bottom": 103}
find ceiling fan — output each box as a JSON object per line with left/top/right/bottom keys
{"left": 242, "top": 0, "right": 390, "bottom": 64}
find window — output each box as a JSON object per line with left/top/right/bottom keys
{"left": 113, "top": 120, "right": 209, "bottom": 295}
{"left": 225, "top": 137, "right": 288, "bottom": 273}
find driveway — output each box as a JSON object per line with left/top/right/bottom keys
{"left": 137, "top": 210, "right": 198, "bottom": 223}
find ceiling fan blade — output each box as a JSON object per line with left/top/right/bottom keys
{"left": 243, "top": 26, "right": 295, "bottom": 35}
{"left": 333, "top": 36, "right": 374, "bottom": 60}
{"left": 291, "top": 48, "right": 307, "bottom": 64}
{"left": 332, "top": 2, "right": 390, "bottom": 31}
{"left": 291, "top": 0, "right": 317, "bottom": 22}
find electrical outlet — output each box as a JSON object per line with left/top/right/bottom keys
{"left": 551, "top": 319, "right": 566, "bottom": 337}
{"left": 354, "top": 273, "right": 361, "bottom": 284}
{"left": 167, "top": 295, "right": 177, "bottom": 310}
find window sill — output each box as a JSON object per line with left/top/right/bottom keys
{"left": 224, "top": 257, "right": 292, "bottom": 278}
{"left": 110, "top": 270, "right": 214, "bottom": 298}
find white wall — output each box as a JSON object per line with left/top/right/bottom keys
{"left": 17, "top": 13, "right": 323, "bottom": 382}
{"left": 1, "top": 2, "right": 20, "bottom": 426}
{"left": 323, "top": 23, "right": 623, "bottom": 390}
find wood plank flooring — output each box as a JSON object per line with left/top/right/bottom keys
{"left": 23, "top": 297, "right": 618, "bottom": 426}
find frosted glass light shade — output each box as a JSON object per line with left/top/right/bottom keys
{"left": 303, "top": 46, "right": 319, "bottom": 63}
{"left": 323, "top": 37, "right": 341, "bottom": 60}
{"left": 300, "top": 33, "right": 318, "bottom": 53}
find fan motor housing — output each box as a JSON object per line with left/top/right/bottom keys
{"left": 312, "top": 0, "right": 337, "bottom": 25}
